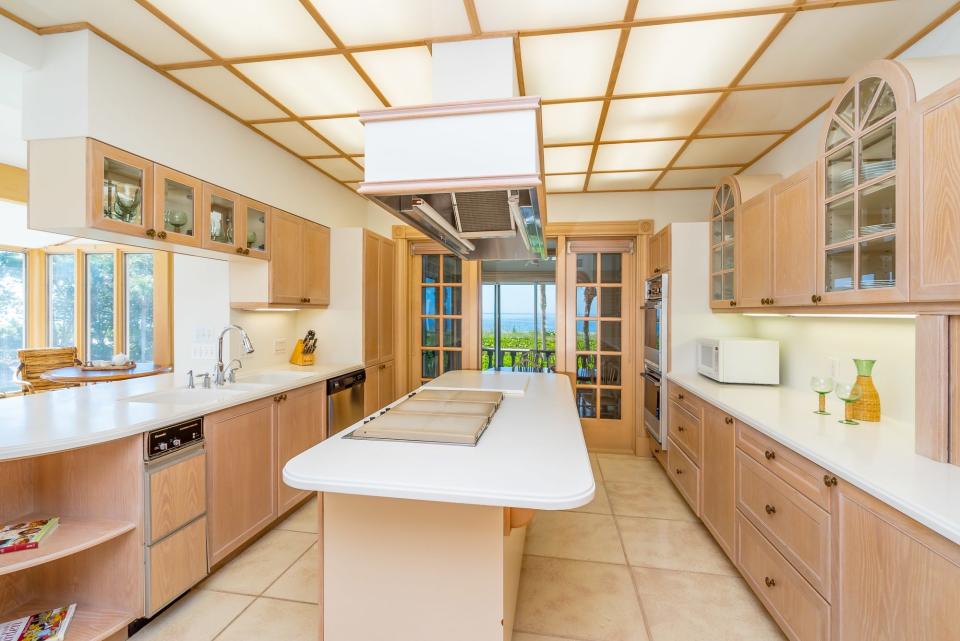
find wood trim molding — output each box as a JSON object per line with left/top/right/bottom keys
{"left": 0, "top": 163, "right": 28, "bottom": 203}
{"left": 358, "top": 96, "right": 541, "bottom": 123}
{"left": 359, "top": 174, "right": 541, "bottom": 195}
{"left": 546, "top": 220, "right": 653, "bottom": 237}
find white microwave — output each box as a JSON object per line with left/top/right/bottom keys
{"left": 696, "top": 338, "right": 780, "bottom": 385}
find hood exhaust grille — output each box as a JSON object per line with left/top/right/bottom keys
{"left": 453, "top": 191, "right": 511, "bottom": 234}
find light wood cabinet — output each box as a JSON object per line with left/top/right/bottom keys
{"left": 201, "top": 183, "right": 244, "bottom": 256}
{"left": 153, "top": 164, "right": 203, "bottom": 248}
{"left": 88, "top": 140, "right": 155, "bottom": 238}
{"left": 363, "top": 230, "right": 397, "bottom": 367}
{"left": 736, "top": 191, "right": 772, "bottom": 308}
{"left": 269, "top": 209, "right": 330, "bottom": 306}
{"left": 772, "top": 165, "right": 818, "bottom": 307}
{"left": 147, "top": 449, "right": 205, "bottom": 544}
{"left": 647, "top": 226, "right": 671, "bottom": 277}
{"left": 701, "top": 405, "right": 736, "bottom": 560}
{"left": 276, "top": 384, "right": 325, "bottom": 515}
{"left": 205, "top": 398, "right": 276, "bottom": 567}
{"left": 667, "top": 437, "right": 699, "bottom": 514}
{"left": 146, "top": 516, "right": 207, "bottom": 616}
{"left": 667, "top": 401, "right": 701, "bottom": 465}
{"left": 364, "top": 360, "right": 397, "bottom": 415}
{"left": 241, "top": 197, "right": 271, "bottom": 260}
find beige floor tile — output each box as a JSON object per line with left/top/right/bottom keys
{"left": 264, "top": 543, "right": 320, "bottom": 603}
{"left": 215, "top": 597, "right": 319, "bottom": 641}
{"left": 605, "top": 479, "right": 696, "bottom": 522}
{"left": 515, "top": 555, "right": 649, "bottom": 641}
{"left": 598, "top": 455, "right": 663, "bottom": 483}
{"left": 570, "top": 482, "right": 612, "bottom": 515}
{"left": 130, "top": 589, "right": 253, "bottom": 641}
{"left": 276, "top": 495, "right": 319, "bottom": 533}
{"left": 513, "top": 633, "right": 589, "bottom": 641}
{"left": 201, "top": 529, "right": 317, "bottom": 595}
{"left": 617, "top": 517, "right": 736, "bottom": 576}
{"left": 526, "top": 511, "right": 625, "bottom": 564}
{"left": 590, "top": 454, "right": 602, "bottom": 480}
{"left": 633, "top": 567, "right": 785, "bottom": 641}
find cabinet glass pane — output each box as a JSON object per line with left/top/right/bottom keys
{"left": 85, "top": 253, "right": 115, "bottom": 361}
{"left": 860, "top": 122, "right": 896, "bottom": 182}
{"left": 825, "top": 245, "right": 855, "bottom": 292}
{"left": 600, "top": 321, "right": 621, "bottom": 352}
{"left": 723, "top": 185, "right": 734, "bottom": 211}
{"left": 722, "top": 212, "right": 735, "bottom": 242}
{"left": 576, "top": 320, "right": 597, "bottom": 351}
{"left": 836, "top": 88, "right": 855, "bottom": 128}
{"left": 722, "top": 272, "right": 734, "bottom": 301}
{"left": 576, "top": 254, "right": 596, "bottom": 283}
{"left": 600, "top": 253, "right": 622, "bottom": 283}
{"left": 124, "top": 254, "right": 154, "bottom": 363}
{"left": 722, "top": 243, "right": 735, "bottom": 270}
{"left": 826, "top": 144, "right": 855, "bottom": 197}
{"left": 442, "top": 350, "right": 462, "bottom": 373}
{"left": 576, "top": 286, "right": 598, "bottom": 317}
{"left": 102, "top": 158, "right": 144, "bottom": 225}
{"left": 859, "top": 177, "right": 896, "bottom": 237}
{"left": 712, "top": 274, "right": 723, "bottom": 300}
{"left": 47, "top": 253, "right": 76, "bottom": 348}
{"left": 421, "top": 286, "right": 438, "bottom": 315}
{"left": 245, "top": 206, "right": 268, "bottom": 252}
{"left": 422, "top": 255, "right": 440, "bottom": 283}
{"left": 865, "top": 83, "right": 896, "bottom": 128}
{"left": 859, "top": 235, "right": 896, "bottom": 289}
{"left": 858, "top": 77, "right": 882, "bottom": 122}
{"left": 600, "top": 355, "right": 621, "bottom": 385}
{"left": 443, "top": 318, "right": 462, "bottom": 347}
{"left": 711, "top": 246, "right": 722, "bottom": 273}
{"left": 442, "top": 255, "right": 462, "bottom": 283}
{"left": 711, "top": 219, "right": 722, "bottom": 245}
{"left": 825, "top": 119, "right": 851, "bottom": 151}
{"left": 443, "top": 286, "right": 462, "bottom": 315}
{"left": 576, "top": 354, "right": 597, "bottom": 385}
{"left": 712, "top": 195, "right": 722, "bottom": 218}
{"left": 421, "top": 318, "right": 439, "bottom": 346}
{"left": 576, "top": 388, "right": 597, "bottom": 419}
{"left": 208, "top": 195, "right": 235, "bottom": 245}
{"left": 162, "top": 178, "right": 195, "bottom": 237}
{"left": 600, "top": 287, "right": 621, "bottom": 318}
{"left": 599, "top": 389, "right": 621, "bottom": 420}
{"left": 421, "top": 350, "right": 439, "bottom": 379}
{"left": 825, "top": 194, "right": 855, "bottom": 245}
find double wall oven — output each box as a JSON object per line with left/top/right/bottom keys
{"left": 643, "top": 274, "right": 668, "bottom": 447}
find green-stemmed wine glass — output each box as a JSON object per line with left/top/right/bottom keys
{"left": 810, "top": 376, "right": 834, "bottom": 415}
{"left": 835, "top": 382, "right": 863, "bottom": 425}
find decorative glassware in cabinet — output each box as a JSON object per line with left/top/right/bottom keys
{"left": 90, "top": 142, "right": 154, "bottom": 235}
{"left": 244, "top": 201, "right": 270, "bottom": 258}
{"left": 103, "top": 158, "right": 144, "bottom": 226}
{"left": 203, "top": 186, "right": 239, "bottom": 253}
{"left": 155, "top": 166, "right": 202, "bottom": 247}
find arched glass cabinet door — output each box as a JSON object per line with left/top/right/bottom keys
{"left": 819, "top": 61, "right": 913, "bottom": 303}
{"left": 709, "top": 178, "right": 738, "bottom": 309}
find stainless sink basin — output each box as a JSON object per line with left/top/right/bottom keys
{"left": 122, "top": 388, "right": 249, "bottom": 405}
{"left": 238, "top": 371, "right": 314, "bottom": 385}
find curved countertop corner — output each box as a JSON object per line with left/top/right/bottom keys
{"left": 283, "top": 371, "right": 596, "bottom": 511}
{"left": 0, "top": 362, "right": 362, "bottom": 461}
{"left": 667, "top": 371, "right": 960, "bottom": 546}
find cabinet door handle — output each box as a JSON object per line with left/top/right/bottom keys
{"left": 764, "top": 449, "right": 776, "bottom": 460}
{"left": 235, "top": 247, "right": 244, "bottom": 253}
{"left": 823, "top": 475, "right": 838, "bottom": 487}
{"left": 654, "top": 267, "right": 661, "bottom": 274}
{"left": 811, "top": 294, "right": 818, "bottom": 304}
{"left": 675, "top": 468, "right": 683, "bottom": 475}
{"left": 145, "top": 228, "right": 156, "bottom": 238}
{"left": 677, "top": 425, "right": 685, "bottom": 432}
{"left": 768, "top": 298, "right": 774, "bottom": 305}
{"left": 678, "top": 393, "right": 684, "bottom": 400}
{"left": 725, "top": 416, "right": 733, "bottom": 425}
{"left": 157, "top": 230, "right": 167, "bottom": 239}
{"left": 764, "top": 504, "right": 777, "bottom": 515}
{"left": 764, "top": 577, "right": 776, "bottom": 588}
{"left": 243, "top": 248, "right": 251, "bottom": 255}
{"left": 305, "top": 297, "right": 311, "bottom": 303}
{"left": 729, "top": 300, "right": 737, "bottom": 307}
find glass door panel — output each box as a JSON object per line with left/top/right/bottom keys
{"left": 858, "top": 77, "right": 883, "bottom": 122}
{"left": 826, "top": 144, "right": 855, "bottom": 197}
{"left": 202, "top": 185, "right": 240, "bottom": 254}
{"left": 859, "top": 235, "right": 896, "bottom": 289}
{"left": 858, "top": 178, "right": 896, "bottom": 237}
{"left": 825, "top": 246, "right": 855, "bottom": 292}
{"left": 825, "top": 119, "right": 852, "bottom": 150}
{"left": 825, "top": 195, "right": 855, "bottom": 245}
{"left": 859, "top": 122, "right": 896, "bottom": 182}
{"left": 416, "top": 254, "right": 464, "bottom": 383}
{"left": 244, "top": 201, "right": 270, "bottom": 258}
{"left": 155, "top": 165, "right": 201, "bottom": 247}
{"left": 103, "top": 158, "right": 144, "bottom": 226}
{"left": 865, "top": 84, "right": 896, "bottom": 127}
{"left": 91, "top": 141, "right": 153, "bottom": 235}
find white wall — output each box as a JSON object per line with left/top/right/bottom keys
{"left": 173, "top": 254, "right": 230, "bottom": 376}
{"left": 228, "top": 309, "right": 300, "bottom": 369}
{"left": 546, "top": 190, "right": 713, "bottom": 232}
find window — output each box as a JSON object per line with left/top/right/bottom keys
{"left": 0, "top": 250, "right": 26, "bottom": 393}
{"left": 85, "top": 253, "right": 115, "bottom": 361}
{"left": 47, "top": 253, "right": 76, "bottom": 347}
{"left": 124, "top": 253, "right": 154, "bottom": 362}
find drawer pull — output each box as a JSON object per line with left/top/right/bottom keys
{"left": 823, "top": 475, "right": 838, "bottom": 487}
{"left": 764, "top": 449, "right": 776, "bottom": 460}
{"left": 675, "top": 468, "right": 683, "bottom": 475}
{"left": 678, "top": 393, "right": 684, "bottom": 400}
{"left": 677, "top": 425, "right": 685, "bottom": 432}
{"left": 764, "top": 576, "right": 776, "bottom": 588}
{"left": 724, "top": 416, "right": 733, "bottom": 425}
{"left": 764, "top": 504, "right": 777, "bottom": 515}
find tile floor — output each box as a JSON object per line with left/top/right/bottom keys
{"left": 131, "top": 453, "right": 785, "bottom": 641}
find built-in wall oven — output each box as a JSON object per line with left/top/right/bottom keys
{"left": 643, "top": 274, "right": 668, "bottom": 446}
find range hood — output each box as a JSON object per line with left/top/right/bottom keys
{"left": 358, "top": 95, "right": 547, "bottom": 260}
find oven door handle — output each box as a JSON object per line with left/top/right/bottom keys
{"left": 643, "top": 371, "right": 661, "bottom": 387}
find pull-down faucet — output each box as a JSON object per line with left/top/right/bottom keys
{"left": 215, "top": 325, "right": 254, "bottom": 386}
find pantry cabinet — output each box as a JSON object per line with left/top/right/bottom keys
{"left": 268, "top": 209, "right": 331, "bottom": 306}
{"left": 363, "top": 230, "right": 396, "bottom": 367}
{"left": 364, "top": 360, "right": 397, "bottom": 415}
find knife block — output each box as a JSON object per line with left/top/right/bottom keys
{"left": 289, "top": 340, "right": 315, "bottom": 366}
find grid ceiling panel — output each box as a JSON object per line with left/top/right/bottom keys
{"left": 1, "top": 0, "right": 953, "bottom": 194}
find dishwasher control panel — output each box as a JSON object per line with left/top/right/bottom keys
{"left": 145, "top": 418, "right": 204, "bottom": 460}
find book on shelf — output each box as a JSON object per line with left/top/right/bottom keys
{"left": 0, "top": 604, "right": 76, "bottom": 641}
{"left": 0, "top": 517, "right": 59, "bottom": 555}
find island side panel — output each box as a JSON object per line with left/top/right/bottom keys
{"left": 323, "top": 493, "right": 506, "bottom": 641}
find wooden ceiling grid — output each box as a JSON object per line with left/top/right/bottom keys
{"left": 1, "top": 0, "right": 957, "bottom": 195}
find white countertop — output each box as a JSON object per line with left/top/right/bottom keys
{"left": 667, "top": 371, "right": 960, "bottom": 545}
{"left": 0, "top": 362, "right": 361, "bottom": 461}
{"left": 283, "top": 371, "right": 595, "bottom": 510}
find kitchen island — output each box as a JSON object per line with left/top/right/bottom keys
{"left": 283, "top": 371, "right": 593, "bottom": 641}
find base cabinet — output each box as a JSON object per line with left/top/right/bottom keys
{"left": 364, "top": 360, "right": 396, "bottom": 415}
{"left": 276, "top": 384, "right": 325, "bottom": 515}
{"left": 146, "top": 516, "right": 207, "bottom": 616}
{"left": 701, "top": 405, "right": 736, "bottom": 559}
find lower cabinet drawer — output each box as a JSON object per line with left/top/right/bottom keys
{"left": 667, "top": 437, "right": 700, "bottom": 515}
{"left": 146, "top": 516, "right": 208, "bottom": 616}
{"left": 668, "top": 401, "right": 702, "bottom": 464}
{"left": 737, "top": 513, "right": 830, "bottom": 641}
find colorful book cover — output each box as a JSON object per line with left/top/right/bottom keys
{"left": 0, "top": 518, "right": 59, "bottom": 555}
{"left": 0, "top": 617, "right": 27, "bottom": 641}
{"left": 0, "top": 604, "right": 75, "bottom": 641}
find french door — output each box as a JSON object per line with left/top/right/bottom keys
{"left": 564, "top": 239, "right": 636, "bottom": 452}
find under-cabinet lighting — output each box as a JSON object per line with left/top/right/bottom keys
{"left": 744, "top": 313, "right": 916, "bottom": 319}
{"left": 251, "top": 308, "right": 299, "bottom": 312}
{"left": 742, "top": 313, "right": 787, "bottom": 317}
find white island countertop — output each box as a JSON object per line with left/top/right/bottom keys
{"left": 284, "top": 371, "right": 595, "bottom": 510}
{"left": 0, "top": 362, "right": 361, "bottom": 461}
{"left": 667, "top": 371, "right": 960, "bottom": 546}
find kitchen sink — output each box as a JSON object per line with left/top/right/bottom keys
{"left": 238, "top": 371, "right": 315, "bottom": 385}
{"left": 122, "top": 388, "right": 249, "bottom": 406}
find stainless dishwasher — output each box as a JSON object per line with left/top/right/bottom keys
{"left": 328, "top": 369, "right": 366, "bottom": 435}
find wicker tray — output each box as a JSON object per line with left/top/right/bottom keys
{"left": 81, "top": 361, "right": 136, "bottom": 371}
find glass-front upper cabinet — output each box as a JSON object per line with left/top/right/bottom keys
{"left": 242, "top": 198, "right": 271, "bottom": 259}
{"left": 153, "top": 165, "right": 202, "bottom": 247}
{"left": 709, "top": 179, "right": 738, "bottom": 308}
{"left": 201, "top": 184, "right": 242, "bottom": 255}
{"left": 89, "top": 140, "right": 154, "bottom": 236}
{"left": 819, "top": 63, "right": 909, "bottom": 303}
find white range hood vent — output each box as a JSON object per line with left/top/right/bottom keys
{"left": 358, "top": 38, "right": 546, "bottom": 260}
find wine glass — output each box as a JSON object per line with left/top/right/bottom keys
{"left": 810, "top": 376, "right": 834, "bottom": 415}
{"left": 835, "top": 382, "right": 863, "bottom": 425}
